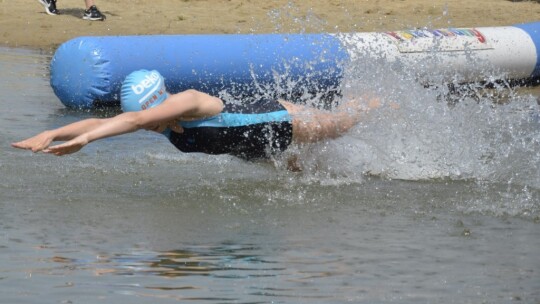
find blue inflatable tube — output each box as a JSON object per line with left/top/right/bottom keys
{"left": 51, "top": 34, "right": 348, "bottom": 108}
{"left": 51, "top": 22, "right": 540, "bottom": 109}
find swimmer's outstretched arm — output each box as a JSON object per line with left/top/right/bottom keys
{"left": 10, "top": 118, "right": 114, "bottom": 153}
{"left": 12, "top": 90, "right": 223, "bottom": 156}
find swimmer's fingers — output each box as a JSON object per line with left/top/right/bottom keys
{"left": 169, "top": 123, "right": 184, "bottom": 133}
{"left": 43, "top": 137, "right": 87, "bottom": 156}
{"left": 11, "top": 141, "right": 33, "bottom": 150}
{"left": 11, "top": 133, "right": 53, "bottom": 152}
{"left": 43, "top": 143, "right": 82, "bottom": 156}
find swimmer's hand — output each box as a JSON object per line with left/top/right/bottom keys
{"left": 146, "top": 120, "right": 184, "bottom": 134}
{"left": 11, "top": 131, "right": 54, "bottom": 152}
{"left": 43, "top": 136, "right": 88, "bottom": 156}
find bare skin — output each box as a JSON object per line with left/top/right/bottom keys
{"left": 11, "top": 89, "right": 379, "bottom": 159}
{"left": 12, "top": 89, "right": 222, "bottom": 155}
{"left": 84, "top": 0, "right": 97, "bottom": 9}
{"left": 279, "top": 96, "right": 380, "bottom": 143}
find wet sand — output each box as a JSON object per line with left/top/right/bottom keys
{"left": 1, "top": 0, "right": 539, "bottom": 51}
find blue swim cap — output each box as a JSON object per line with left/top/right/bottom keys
{"left": 120, "top": 70, "right": 168, "bottom": 112}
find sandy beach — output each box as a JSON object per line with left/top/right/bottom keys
{"left": 1, "top": 0, "right": 539, "bottom": 52}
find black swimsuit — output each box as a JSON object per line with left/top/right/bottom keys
{"left": 165, "top": 99, "right": 293, "bottom": 160}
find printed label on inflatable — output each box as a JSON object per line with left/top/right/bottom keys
{"left": 385, "top": 28, "right": 493, "bottom": 53}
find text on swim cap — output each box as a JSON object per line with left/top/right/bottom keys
{"left": 141, "top": 88, "right": 166, "bottom": 110}
{"left": 131, "top": 71, "right": 161, "bottom": 97}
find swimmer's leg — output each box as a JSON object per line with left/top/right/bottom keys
{"left": 279, "top": 97, "right": 380, "bottom": 144}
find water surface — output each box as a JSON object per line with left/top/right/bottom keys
{"left": 1, "top": 46, "right": 539, "bottom": 303}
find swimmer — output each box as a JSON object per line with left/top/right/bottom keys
{"left": 12, "top": 70, "right": 380, "bottom": 169}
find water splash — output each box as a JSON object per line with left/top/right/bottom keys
{"left": 277, "top": 34, "right": 540, "bottom": 193}
{"left": 209, "top": 22, "right": 540, "bottom": 202}
{"left": 276, "top": 52, "right": 540, "bottom": 218}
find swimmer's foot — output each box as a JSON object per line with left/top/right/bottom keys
{"left": 37, "top": 0, "right": 59, "bottom": 15}
{"left": 83, "top": 5, "right": 106, "bottom": 21}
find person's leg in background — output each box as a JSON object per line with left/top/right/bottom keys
{"left": 83, "top": 0, "right": 105, "bottom": 21}
{"left": 37, "top": 0, "right": 59, "bottom": 15}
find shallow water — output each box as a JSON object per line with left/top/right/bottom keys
{"left": 1, "top": 46, "right": 540, "bottom": 303}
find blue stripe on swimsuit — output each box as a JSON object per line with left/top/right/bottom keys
{"left": 179, "top": 110, "right": 291, "bottom": 128}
